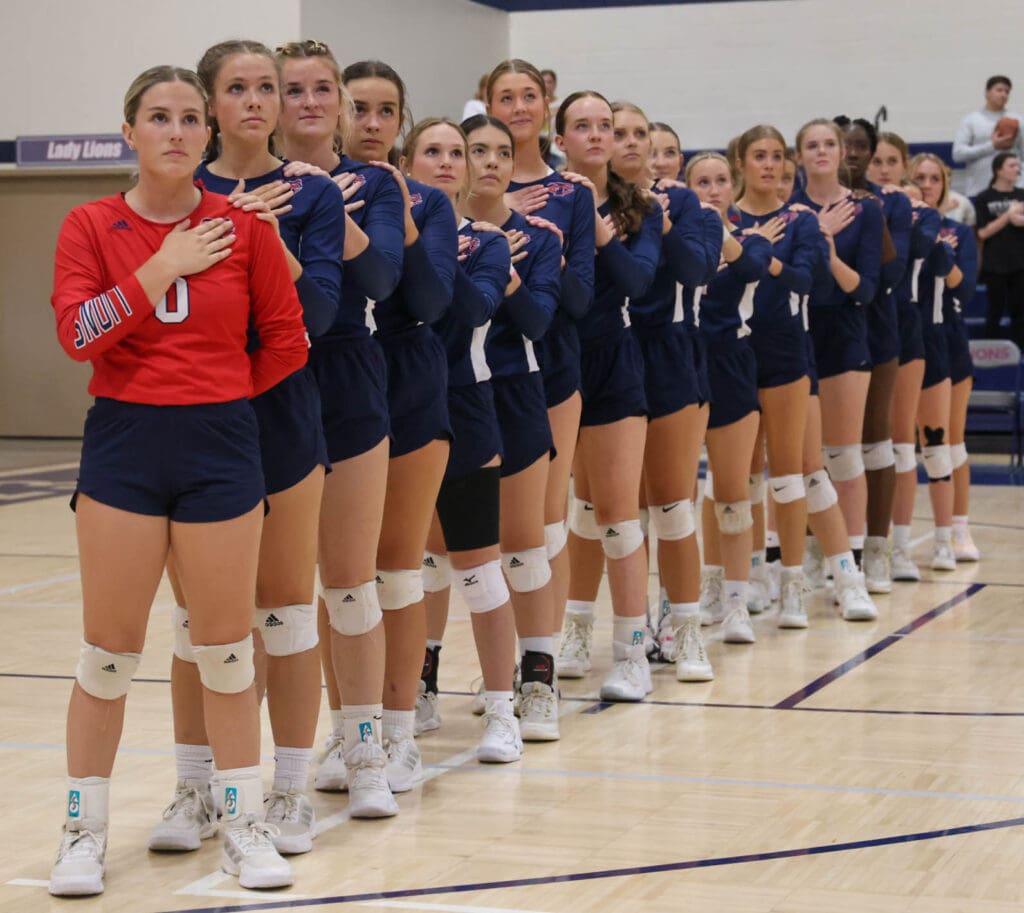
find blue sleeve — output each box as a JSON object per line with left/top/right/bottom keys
{"left": 911, "top": 206, "right": 941, "bottom": 258}
{"left": 398, "top": 196, "right": 457, "bottom": 324}
{"left": 503, "top": 229, "right": 562, "bottom": 340}
{"left": 773, "top": 212, "right": 820, "bottom": 296}
{"left": 954, "top": 225, "right": 978, "bottom": 304}
{"left": 285, "top": 180, "right": 345, "bottom": 337}
{"left": 729, "top": 233, "right": 772, "bottom": 282}
{"left": 882, "top": 193, "right": 913, "bottom": 290}
{"left": 561, "top": 184, "right": 596, "bottom": 318}
{"left": 346, "top": 175, "right": 404, "bottom": 301}
{"left": 849, "top": 203, "right": 883, "bottom": 305}
{"left": 701, "top": 209, "right": 724, "bottom": 282}
{"left": 661, "top": 190, "right": 709, "bottom": 288}
{"left": 451, "top": 235, "right": 510, "bottom": 327}
{"left": 597, "top": 205, "right": 662, "bottom": 299}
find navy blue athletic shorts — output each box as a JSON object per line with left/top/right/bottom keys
{"left": 378, "top": 326, "right": 452, "bottom": 458}
{"left": 445, "top": 382, "right": 504, "bottom": 482}
{"left": 808, "top": 305, "right": 872, "bottom": 379}
{"left": 75, "top": 398, "right": 264, "bottom": 522}
{"left": 491, "top": 372, "right": 555, "bottom": 477}
{"left": 897, "top": 298, "right": 925, "bottom": 365}
{"left": 922, "top": 322, "right": 951, "bottom": 389}
{"left": 689, "top": 324, "right": 711, "bottom": 405}
{"left": 635, "top": 322, "right": 702, "bottom": 418}
{"left": 252, "top": 367, "right": 329, "bottom": 496}
{"left": 947, "top": 322, "right": 973, "bottom": 385}
{"left": 310, "top": 334, "right": 390, "bottom": 464}
{"left": 867, "top": 291, "right": 901, "bottom": 366}
{"left": 705, "top": 333, "right": 760, "bottom": 430}
{"left": 748, "top": 317, "right": 810, "bottom": 389}
{"left": 579, "top": 330, "right": 648, "bottom": 427}
{"left": 536, "top": 311, "right": 581, "bottom": 408}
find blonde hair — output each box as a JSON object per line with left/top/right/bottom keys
{"left": 275, "top": 39, "right": 350, "bottom": 154}
{"left": 908, "top": 153, "right": 950, "bottom": 209}
{"left": 401, "top": 117, "right": 470, "bottom": 197}
{"left": 876, "top": 131, "right": 910, "bottom": 167}
{"left": 684, "top": 151, "right": 732, "bottom": 186}
{"left": 124, "top": 65, "right": 206, "bottom": 125}
{"left": 795, "top": 117, "right": 843, "bottom": 153}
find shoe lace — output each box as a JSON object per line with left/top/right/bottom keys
{"left": 518, "top": 682, "right": 553, "bottom": 719}
{"left": 320, "top": 732, "right": 345, "bottom": 763}
{"left": 228, "top": 815, "right": 280, "bottom": 851}
{"left": 725, "top": 605, "right": 751, "bottom": 631}
{"left": 782, "top": 579, "right": 804, "bottom": 612}
{"left": 163, "top": 783, "right": 211, "bottom": 822}
{"left": 58, "top": 823, "right": 104, "bottom": 861}
{"left": 482, "top": 708, "right": 518, "bottom": 744}
{"left": 680, "top": 618, "right": 707, "bottom": 662}
{"left": 263, "top": 790, "right": 299, "bottom": 824}
{"left": 382, "top": 736, "right": 416, "bottom": 768}
{"left": 561, "top": 615, "right": 591, "bottom": 659}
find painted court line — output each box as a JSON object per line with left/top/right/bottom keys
{"left": 774, "top": 583, "right": 986, "bottom": 710}
{"left": 0, "top": 573, "right": 78, "bottom": 596}
{"left": 151, "top": 815, "right": 1024, "bottom": 913}
{"left": 358, "top": 903, "right": 551, "bottom": 913}
{"left": 0, "top": 461, "right": 79, "bottom": 479}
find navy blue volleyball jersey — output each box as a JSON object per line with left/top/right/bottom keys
{"left": 789, "top": 188, "right": 883, "bottom": 309}
{"left": 629, "top": 185, "right": 720, "bottom": 328}
{"left": 196, "top": 161, "right": 343, "bottom": 338}
{"left": 485, "top": 210, "right": 562, "bottom": 378}
{"left": 580, "top": 200, "right": 662, "bottom": 342}
{"left": 868, "top": 182, "right": 912, "bottom": 294}
{"left": 941, "top": 220, "right": 978, "bottom": 324}
{"left": 371, "top": 179, "right": 457, "bottom": 337}
{"left": 680, "top": 208, "right": 730, "bottom": 328}
{"left": 917, "top": 218, "right": 961, "bottom": 325}
{"left": 508, "top": 171, "right": 595, "bottom": 320}
{"left": 894, "top": 205, "right": 951, "bottom": 307}
{"left": 326, "top": 155, "right": 404, "bottom": 339}
{"left": 433, "top": 221, "right": 511, "bottom": 387}
{"left": 698, "top": 230, "right": 772, "bottom": 338}
{"left": 734, "top": 205, "right": 826, "bottom": 329}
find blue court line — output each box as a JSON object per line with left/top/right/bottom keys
{"left": 774, "top": 584, "right": 986, "bottom": 710}
{"left": 156, "top": 816, "right": 1024, "bottom": 913}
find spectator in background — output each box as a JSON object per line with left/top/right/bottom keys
{"left": 974, "top": 152, "right": 1024, "bottom": 345}
{"left": 953, "top": 75, "right": 1024, "bottom": 198}
{"left": 943, "top": 163, "right": 977, "bottom": 226}
{"left": 461, "top": 73, "right": 488, "bottom": 122}
{"left": 539, "top": 68, "right": 565, "bottom": 169}
{"left": 541, "top": 68, "right": 559, "bottom": 121}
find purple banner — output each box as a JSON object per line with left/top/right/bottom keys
{"left": 16, "top": 134, "right": 137, "bottom": 167}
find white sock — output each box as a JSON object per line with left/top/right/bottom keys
{"left": 520, "top": 636, "right": 553, "bottom": 657}
{"left": 565, "top": 599, "right": 594, "bottom": 619}
{"left": 426, "top": 638, "right": 443, "bottom": 650}
{"left": 829, "top": 551, "right": 859, "bottom": 584}
{"left": 272, "top": 745, "right": 313, "bottom": 793}
{"left": 893, "top": 525, "right": 911, "bottom": 548}
{"left": 952, "top": 515, "right": 968, "bottom": 530}
{"left": 330, "top": 708, "right": 345, "bottom": 737}
{"left": 342, "top": 704, "right": 383, "bottom": 748}
{"left": 669, "top": 601, "right": 700, "bottom": 623}
{"left": 382, "top": 709, "right": 415, "bottom": 743}
{"left": 781, "top": 565, "right": 803, "bottom": 584}
{"left": 935, "top": 526, "right": 952, "bottom": 544}
{"left": 65, "top": 776, "right": 109, "bottom": 825}
{"left": 483, "top": 691, "right": 514, "bottom": 714}
{"left": 766, "top": 530, "right": 780, "bottom": 548}
{"left": 175, "top": 743, "right": 213, "bottom": 785}
{"left": 849, "top": 534, "right": 865, "bottom": 551}
{"left": 723, "top": 579, "right": 748, "bottom": 604}
{"left": 612, "top": 615, "right": 646, "bottom": 660}
{"left": 552, "top": 631, "right": 562, "bottom": 657}
{"left": 218, "top": 766, "right": 263, "bottom": 822}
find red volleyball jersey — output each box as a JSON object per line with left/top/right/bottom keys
{"left": 52, "top": 190, "right": 308, "bottom": 404}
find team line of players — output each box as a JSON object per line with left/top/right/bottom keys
{"left": 46, "top": 43, "right": 979, "bottom": 895}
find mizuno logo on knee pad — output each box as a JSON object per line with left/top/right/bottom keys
{"left": 463, "top": 575, "right": 478, "bottom": 585}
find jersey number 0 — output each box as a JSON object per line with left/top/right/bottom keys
{"left": 155, "top": 277, "right": 190, "bottom": 324}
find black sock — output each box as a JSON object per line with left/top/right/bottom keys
{"left": 853, "top": 547, "right": 863, "bottom": 568}
{"left": 765, "top": 545, "right": 782, "bottom": 563}
{"left": 421, "top": 644, "right": 441, "bottom": 694}
{"left": 520, "top": 650, "right": 554, "bottom": 687}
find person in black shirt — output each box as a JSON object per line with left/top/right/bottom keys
{"left": 975, "top": 152, "right": 1024, "bottom": 345}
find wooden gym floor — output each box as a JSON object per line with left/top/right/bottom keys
{"left": 1, "top": 441, "right": 1022, "bottom": 913}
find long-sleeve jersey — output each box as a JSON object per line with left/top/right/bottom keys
{"left": 952, "top": 108, "right": 1024, "bottom": 197}
{"left": 433, "top": 221, "right": 511, "bottom": 387}
{"left": 628, "top": 185, "right": 720, "bottom": 327}
{"left": 52, "top": 191, "right": 308, "bottom": 404}
{"left": 484, "top": 210, "right": 562, "bottom": 377}
{"left": 893, "top": 206, "right": 952, "bottom": 307}
{"left": 790, "top": 188, "right": 883, "bottom": 310}
{"left": 868, "top": 182, "right": 912, "bottom": 294}
{"left": 581, "top": 200, "right": 662, "bottom": 342}
{"left": 733, "top": 205, "right": 825, "bottom": 331}
{"left": 196, "top": 162, "right": 343, "bottom": 339}
{"left": 326, "top": 155, "right": 404, "bottom": 339}
{"left": 697, "top": 230, "right": 773, "bottom": 339}
{"left": 940, "top": 220, "right": 978, "bottom": 324}
{"left": 917, "top": 219, "right": 960, "bottom": 325}
{"left": 372, "top": 179, "right": 456, "bottom": 337}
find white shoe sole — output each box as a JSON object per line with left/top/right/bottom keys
{"left": 477, "top": 744, "right": 523, "bottom": 763}
{"left": 49, "top": 874, "right": 104, "bottom": 896}
{"left": 386, "top": 768, "right": 422, "bottom": 794}
{"left": 722, "top": 624, "right": 756, "bottom": 644}
{"left": 520, "top": 722, "right": 560, "bottom": 741}
{"left": 222, "top": 855, "right": 293, "bottom": 889}
{"left": 348, "top": 792, "right": 399, "bottom": 819}
{"left": 842, "top": 607, "right": 878, "bottom": 621}
{"left": 777, "top": 613, "right": 809, "bottom": 629}
{"left": 931, "top": 559, "right": 957, "bottom": 572}
{"left": 676, "top": 662, "right": 713, "bottom": 682}
{"left": 892, "top": 569, "right": 921, "bottom": 582}
{"left": 148, "top": 820, "right": 217, "bottom": 852}
{"left": 272, "top": 832, "right": 314, "bottom": 855}
{"left": 555, "top": 660, "right": 589, "bottom": 679}
{"left": 313, "top": 774, "right": 348, "bottom": 793}
{"left": 865, "top": 578, "right": 892, "bottom": 594}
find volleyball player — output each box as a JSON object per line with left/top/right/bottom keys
{"left": 649, "top": 122, "right": 685, "bottom": 183}
{"left": 49, "top": 65, "right": 307, "bottom": 893}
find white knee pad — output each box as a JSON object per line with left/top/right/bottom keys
{"left": 172, "top": 605, "right": 196, "bottom": 663}
{"left": 544, "top": 521, "right": 568, "bottom": 559}
{"left": 422, "top": 552, "right": 452, "bottom": 593}
{"left": 862, "top": 439, "right": 896, "bottom": 471}
{"left": 376, "top": 569, "right": 425, "bottom": 611}
{"left": 804, "top": 469, "right": 839, "bottom": 514}
{"left": 322, "top": 581, "right": 382, "bottom": 636}
{"left": 254, "top": 602, "right": 318, "bottom": 656}
{"left": 748, "top": 472, "right": 766, "bottom": 504}
{"left": 714, "top": 499, "right": 753, "bottom": 535}
{"left": 569, "top": 498, "right": 601, "bottom": 540}
{"left": 649, "top": 499, "right": 696, "bottom": 540}
{"left": 894, "top": 443, "right": 917, "bottom": 474}
{"left": 823, "top": 444, "right": 865, "bottom": 482}
{"left": 192, "top": 635, "right": 255, "bottom": 694}
{"left": 922, "top": 444, "right": 953, "bottom": 480}
{"left": 950, "top": 442, "right": 968, "bottom": 469}
{"left": 769, "top": 474, "right": 805, "bottom": 505}
{"left": 600, "top": 519, "right": 645, "bottom": 559}
{"left": 502, "top": 547, "right": 552, "bottom": 593}
{"left": 638, "top": 507, "right": 650, "bottom": 539}
{"left": 76, "top": 641, "right": 140, "bottom": 700}
{"left": 704, "top": 470, "right": 714, "bottom": 500}
{"left": 456, "top": 559, "right": 510, "bottom": 614}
